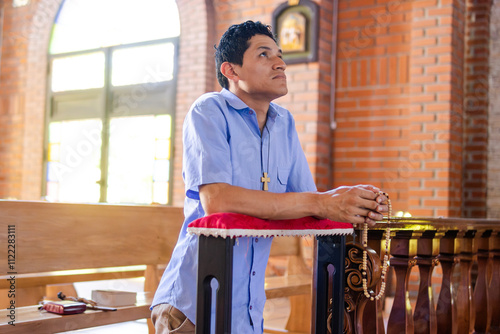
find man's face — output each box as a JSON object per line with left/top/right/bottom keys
{"left": 232, "top": 34, "right": 287, "bottom": 101}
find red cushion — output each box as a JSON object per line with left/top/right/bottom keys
{"left": 187, "top": 212, "right": 353, "bottom": 238}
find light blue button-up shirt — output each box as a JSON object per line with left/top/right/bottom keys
{"left": 152, "top": 89, "right": 316, "bottom": 333}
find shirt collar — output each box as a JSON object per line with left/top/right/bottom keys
{"left": 221, "top": 88, "right": 249, "bottom": 111}
{"left": 221, "top": 88, "right": 282, "bottom": 120}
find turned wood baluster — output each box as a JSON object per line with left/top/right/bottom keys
{"left": 413, "top": 230, "right": 441, "bottom": 334}
{"left": 362, "top": 229, "right": 386, "bottom": 334}
{"left": 473, "top": 230, "right": 492, "bottom": 334}
{"left": 490, "top": 231, "right": 500, "bottom": 334}
{"left": 436, "top": 230, "right": 460, "bottom": 334}
{"left": 455, "top": 230, "right": 477, "bottom": 334}
{"left": 387, "top": 230, "right": 418, "bottom": 334}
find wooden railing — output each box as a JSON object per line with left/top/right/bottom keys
{"left": 345, "top": 217, "right": 500, "bottom": 334}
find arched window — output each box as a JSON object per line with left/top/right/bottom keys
{"left": 44, "top": 0, "right": 180, "bottom": 204}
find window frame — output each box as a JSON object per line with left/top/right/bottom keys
{"left": 42, "top": 37, "right": 179, "bottom": 204}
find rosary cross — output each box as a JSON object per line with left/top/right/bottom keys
{"left": 261, "top": 172, "right": 270, "bottom": 191}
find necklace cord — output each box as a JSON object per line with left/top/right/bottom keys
{"left": 260, "top": 125, "right": 271, "bottom": 191}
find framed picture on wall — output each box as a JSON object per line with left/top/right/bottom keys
{"left": 272, "top": 0, "right": 319, "bottom": 64}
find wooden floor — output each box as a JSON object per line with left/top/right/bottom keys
{"left": 59, "top": 319, "right": 149, "bottom": 333}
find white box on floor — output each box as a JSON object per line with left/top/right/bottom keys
{"left": 91, "top": 290, "right": 137, "bottom": 307}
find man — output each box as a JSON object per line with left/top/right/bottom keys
{"left": 151, "top": 20, "right": 387, "bottom": 333}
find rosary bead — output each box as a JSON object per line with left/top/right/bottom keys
{"left": 361, "top": 191, "right": 391, "bottom": 301}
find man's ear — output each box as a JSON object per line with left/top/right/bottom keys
{"left": 220, "top": 62, "right": 239, "bottom": 83}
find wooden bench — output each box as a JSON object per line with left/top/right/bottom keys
{"left": 0, "top": 201, "right": 184, "bottom": 334}
{"left": 265, "top": 237, "right": 312, "bottom": 333}
{"left": 0, "top": 200, "right": 312, "bottom": 333}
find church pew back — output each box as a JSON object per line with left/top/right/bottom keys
{"left": 0, "top": 200, "right": 310, "bottom": 333}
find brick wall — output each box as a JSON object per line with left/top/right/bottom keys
{"left": 488, "top": 0, "right": 500, "bottom": 218}
{"left": 171, "top": 0, "right": 217, "bottom": 206}
{"left": 173, "top": 0, "right": 336, "bottom": 203}
{"left": 409, "top": 0, "right": 466, "bottom": 217}
{"left": 211, "top": 0, "right": 337, "bottom": 192}
{"left": 0, "top": 2, "right": 36, "bottom": 200}
{"left": 322, "top": 0, "right": 493, "bottom": 218}
{"left": 24, "top": 0, "right": 60, "bottom": 200}
{"left": 334, "top": 0, "right": 412, "bottom": 213}
{"left": 333, "top": 0, "right": 471, "bottom": 217}
{"left": 463, "top": 0, "right": 491, "bottom": 218}
{"left": 275, "top": 0, "right": 336, "bottom": 191}
{"left": 0, "top": 0, "right": 61, "bottom": 201}
{"left": 0, "top": 0, "right": 499, "bottom": 218}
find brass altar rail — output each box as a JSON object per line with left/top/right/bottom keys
{"left": 347, "top": 217, "right": 500, "bottom": 334}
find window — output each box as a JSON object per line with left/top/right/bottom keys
{"left": 44, "top": 0, "right": 179, "bottom": 204}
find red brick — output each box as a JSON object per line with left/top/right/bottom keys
{"left": 0, "top": 0, "right": 491, "bottom": 219}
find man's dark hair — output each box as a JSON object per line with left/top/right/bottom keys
{"left": 215, "top": 20, "right": 277, "bottom": 89}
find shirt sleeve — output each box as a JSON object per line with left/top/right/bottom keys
{"left": 182, "top": 95, "right": 232, "bottom": 200}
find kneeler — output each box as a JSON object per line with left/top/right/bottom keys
{"left": 187, "top": 213, "right": 354, "bottom": 334}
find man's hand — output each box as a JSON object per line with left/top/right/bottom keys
{"left": 317, "top": 185, "right": 388, "bottom": 226}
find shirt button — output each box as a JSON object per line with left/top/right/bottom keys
{"left": 249, "top": 110, "right": 254, "bottom": 115}
{"left": 255, "top": 238, "right": 259, "bottom": 243}
{"left": 249, "top": 306, "right": 253, "bottom": 310}
{"left": 252, "top": 271, "right": 256, "bottom": 276}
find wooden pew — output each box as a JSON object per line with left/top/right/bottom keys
{"left": 266, "top": 236, "right": 312, "bottom": 333}
{"left": 0, "top": 200, "right": 312, "bottom": 333}
{"left": 0, "top": 201, "right": 184, "bottom": 334}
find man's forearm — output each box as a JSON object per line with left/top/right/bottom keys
{"left": 199, "top": 183, "right": 323, "bottom": 220}
{"left": 199, "top": 183, "right": 388, "bottom": 225}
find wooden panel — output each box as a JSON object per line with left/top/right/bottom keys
{"left": 0, "top": 201, "right": 184, "bottom": 273}
{"left": 270, "top": 237, "right": 301, "bottom": 257}
{"left": 263, "top": 328, "right": 305, "bottom": 334}
{"left": 0, "top": 269, "right": 145, "bottom": 289}
{"left": 264, "top": 274, "right": 311, "bottom": 299}
{"left": 0, "top": 303, "right": 151, "bottom": 333}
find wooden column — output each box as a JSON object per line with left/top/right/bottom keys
{"left": 490, "top": 231, "right": 500, "bottom": 334}
{"left": 196, "top": 236, "right": 234, "bottom": 334}
{"left": 387, "top": 230, "right": 418, "bottom": 334}
{"left": 364, "top": 229, "right": 386, "bottom": 333}
{"left": 413, "top": 230, "right": 441, "bottom": 334}
{"left": 312, "top": 235, "right": 347, "bottom": 334}
{"left": 436, "top": 230, "right": 460, "bottom": 334}
{"left": 473, "top": 230, "right": 492, "bottom": 333}
{"left": 455, "top": 230, "right": 477, "bottom": 334}
{"left": 145, "top": 265, "right": 161, "bottom": 334}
